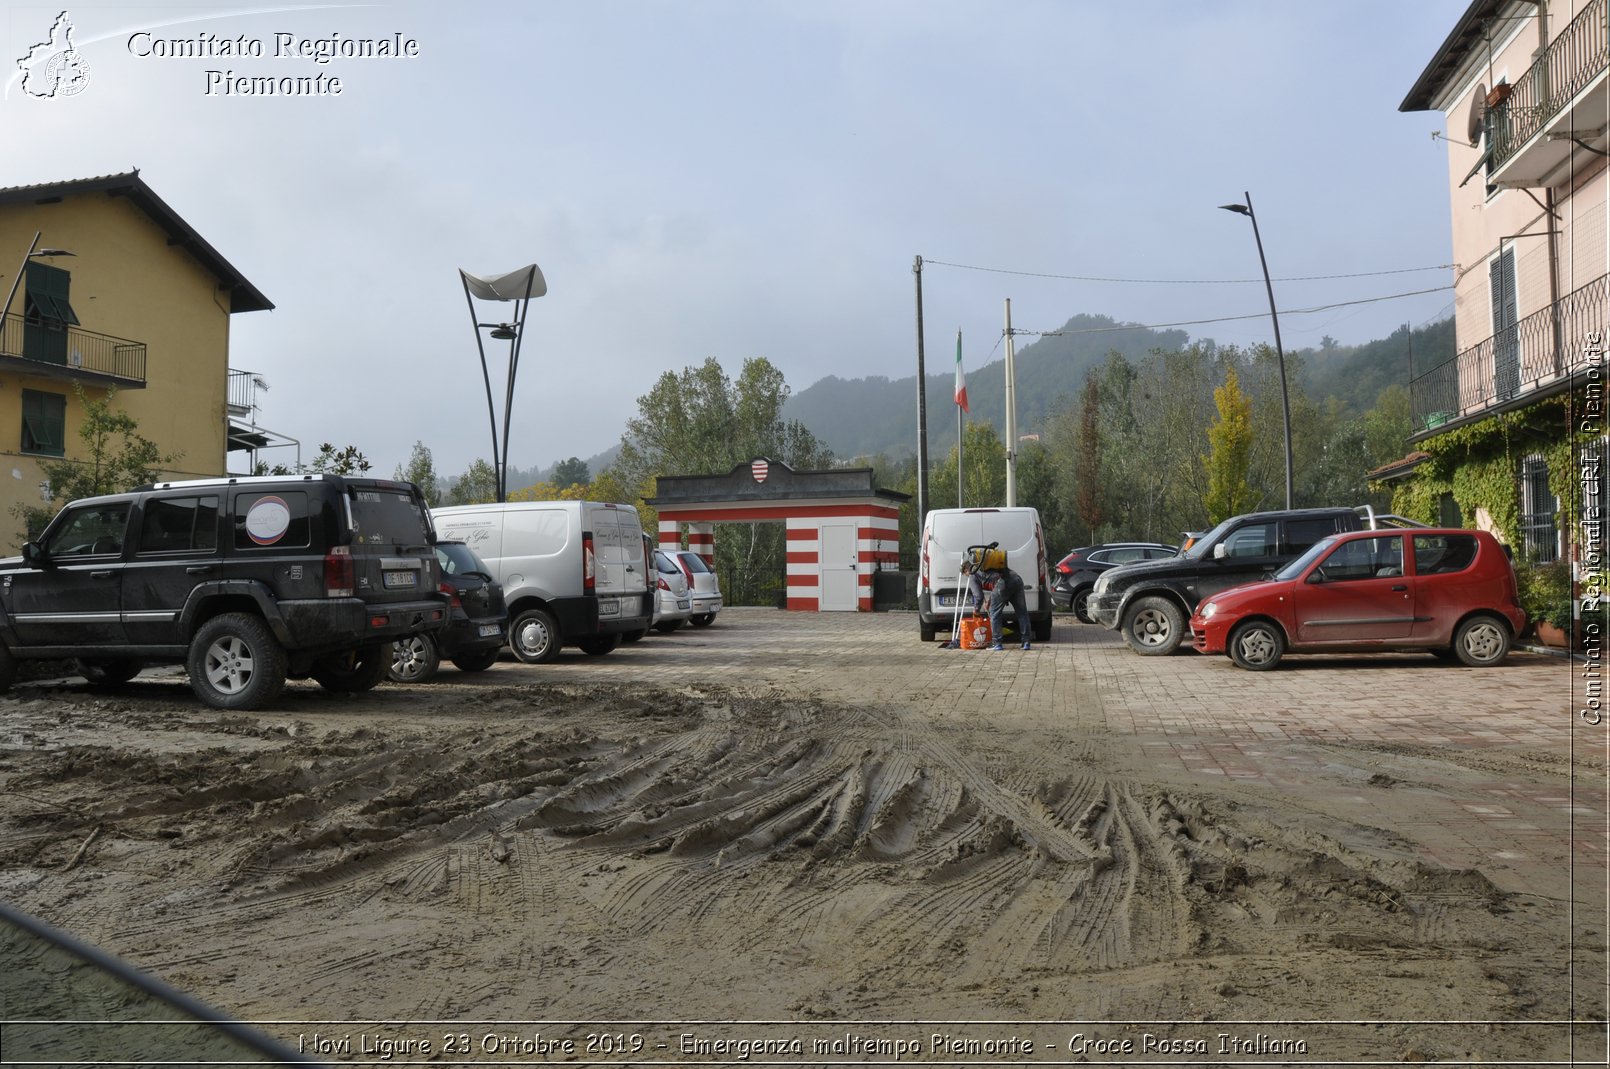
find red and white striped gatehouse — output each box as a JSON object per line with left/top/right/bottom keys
{"left": 648, "top": 458, "right": 908, "bottom": 612}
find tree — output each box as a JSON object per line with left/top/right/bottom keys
{"left": 551, "top": 456, "right": 590, "bottom": 489}
{"left": 307, "top": 443, "right": 371, "bottom": 476}
{"left": 1203, "top": 367, "right": 1256, "bottom": 525}
{"left": 14, "top": 385, "right": 180, "bottom": 540}
{"left": 395, "top": 441, "right": 439, "bottom": 500}
{"left": 1073, "top": 374, "right": 1104, "bottom": 539}
{"left": 448, "top": 459, "right": 499, "bottom": 505}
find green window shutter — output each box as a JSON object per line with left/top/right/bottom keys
{"left": 21, "top": 390, "right": 66, "bottom": 455}
{"left": 24, "top": 262, "right": 80, "bottom": 326}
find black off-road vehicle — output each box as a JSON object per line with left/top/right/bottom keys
{"left": 0, "top": 474, "right": 448, "bottom": 709}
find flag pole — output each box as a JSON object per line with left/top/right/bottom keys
{"left": 956, "top": 329, "right": 964, "bottom": 508}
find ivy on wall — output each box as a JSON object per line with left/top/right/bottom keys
{"left": 1375, "top": 389, "right": 1598, "bottom": 553}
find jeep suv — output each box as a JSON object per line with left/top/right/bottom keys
{"left": 0, "top": 475, "right": 448, "bottom": 709}
{"left": 1087, "top": 506, "right": 1423, "bottom": 656}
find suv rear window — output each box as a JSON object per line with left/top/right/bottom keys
{"left": 349, "top": 487, "right": 431, "bottom": 548}
{"left": 234, "top": 491, "right": 311, "bottom": 550}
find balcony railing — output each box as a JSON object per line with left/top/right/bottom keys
{"left": 0, "top": 313, "right": 147, "bottom": 386}
{"left": 1411, "top": 272, "right": 1608, "bottom": 434}
{"left": 228, "top": 368, "right": 266, "bottom": 415}
{"left": 1489, "top": 0, "right": 1609, "bottom": 172}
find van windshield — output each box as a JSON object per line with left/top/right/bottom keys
{"left": 349, "top": 486, "right": 432, "bottom": 549}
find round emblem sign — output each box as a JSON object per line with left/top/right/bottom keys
{"left": 245, "top": 496, "right": 291, "bottom": 545}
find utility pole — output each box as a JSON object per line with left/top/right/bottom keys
{"left": 914, "top": 256, "right": 930, "bottom": 527}
{"left": 1004, "top": 298, "right": 1018, "bottom": 507}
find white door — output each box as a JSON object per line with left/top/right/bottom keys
{"left": 820, "top": 523, "right": 859, "bottom": 611}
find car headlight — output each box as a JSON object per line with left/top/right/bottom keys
{"left": 1199, "top": 601, "right": 1218, "bottom": 619}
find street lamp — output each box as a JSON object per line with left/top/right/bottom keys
{"left": 2, "top": 231, "right": 76, "bottom": 344}
{"left": 1219, "top": 192, "right": 1293, "bottom": 509}
{"left": 459, "top": 264, "right": 546, "bottom": 503}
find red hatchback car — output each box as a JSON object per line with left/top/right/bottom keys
{"left": 1191, "top": 528, "right": 1526, "bottom": 670}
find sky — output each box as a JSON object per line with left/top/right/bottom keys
{"left": 2, "top": 1, "right": 1472, "bottom": 482}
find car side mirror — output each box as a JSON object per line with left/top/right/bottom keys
{"left": 21, "top": 542, "right": 51, "bottom": 569}
{"left": 1213, "top": 543, "right": 1228, "bottom": 560}
{"left": 1307, "top": 569, "right": 1327, "bottom": 585}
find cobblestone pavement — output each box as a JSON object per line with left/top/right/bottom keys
{"left": 535, "top": 607, "right": 1605, "bottom": 903}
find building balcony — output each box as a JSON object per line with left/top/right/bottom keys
{"left": 1488, "top": 0, "right": 1609, "bottom": 187}
{"left": 1410, "top": 272, "right": 1607, "bottom": 439}
{"left": 0, "top": 312, "right": 147, "bottom": 388}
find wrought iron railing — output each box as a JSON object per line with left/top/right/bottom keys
{"left": 0, "top": 313, "right": 147, "bottom": 385}
{"left": 1489, "top": 0, "right": 1609, "bottom": 172}
{"left": 228, "top": 368, "right": 264, "bottom": 413}
{"left": 1411, "top": 272, "right": 1608, "bottom": 433}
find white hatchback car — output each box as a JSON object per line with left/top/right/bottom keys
{"left": 651, "top": 550, "right": 692, "bottom": 633}
{"left": 667, "top": 549, "right": 723, "bottom": 627}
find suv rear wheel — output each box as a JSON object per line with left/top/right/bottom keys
{"left": 188, "top": 614, "right": 288, "bottom": 711}
{"left": 1122, "top": 596, "right": 1186, "bottom": 656}
{"left": 78, "top": 658, "right": 143, "bottom": 686}
{"left": 312, "top": 644, "right": 392, "bottom": 693}
{"left": 388, "top": 634, "right": 440, "bottom": 684}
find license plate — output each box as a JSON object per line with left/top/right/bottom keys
{"left": 382, "top": 570, "right": 416, "bottom": 589}
{"left": 938, "top": 594, "right": 956, "bottom": 606}
{"left": 599, "top": 598, "right": 620, "bottom": 616}
{"left": 478, "top": 623, "right": 501, "bottom": 638}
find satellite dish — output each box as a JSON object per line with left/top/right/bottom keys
{"left": 1467, "top": 83, "right": 1487, "bottom": 145}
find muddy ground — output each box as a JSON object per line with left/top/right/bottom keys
{"left": 0, "top": 610, "right": 1603, "bottom": 1065}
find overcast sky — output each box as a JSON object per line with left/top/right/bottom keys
{"left": 4, "top": 1, "right": 1470, "bottom": 480}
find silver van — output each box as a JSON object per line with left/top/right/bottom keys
{"left": 430, "top": 500, "right": 652, "bottom": 662}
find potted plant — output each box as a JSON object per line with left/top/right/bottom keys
{"left": 1517, "top": 559, "right": 1574, "bottom": 647}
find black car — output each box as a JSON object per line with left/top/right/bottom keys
{"left": 1052, "top": 542, "right": 1177, "bottom": 622}
{"left": 0, "top": 474, "right": 447, "bottom": 710}
{"left": 389, "top": 540, "right": 507, "bottom": 682}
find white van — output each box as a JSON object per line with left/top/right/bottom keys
{"left": 431, "top": 501, "right": 652, "bottom": 663}
{"left": 917, "top": 506, "right": 1053, "bottom": 643}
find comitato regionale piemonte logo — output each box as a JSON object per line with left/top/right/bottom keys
{"left": 17, "top": 10, "right": 90, "bottom": 98}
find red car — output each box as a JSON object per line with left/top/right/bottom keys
{"left": 1191, "top": 528, "right": 1526, "bottom": 670}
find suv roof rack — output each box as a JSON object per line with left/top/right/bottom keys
{"left": 137, "top": 474, "right": 342, "bottom": 492}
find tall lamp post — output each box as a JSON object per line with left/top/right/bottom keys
{"left": 3, "top": 231, "right": 76, "bottom": 342}
{"left": 459, "top": 264, "right": 546, "bottom": 503}
{"left": 1219, "top": 193, "right": 1293, "bottom": 509}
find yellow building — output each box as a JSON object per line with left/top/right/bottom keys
{"left": 0, "top": 170, "right": 271, "bottom": 546}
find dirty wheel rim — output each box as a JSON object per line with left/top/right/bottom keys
{"left": 517, "top": 616, "right": 552, "bottom": 659}
{"left": 391, "top": 635, "right": 431, "bottom": 681}
{"left": 1461, "top": 621, "right": 1504, "bottom": 663}
{"left": 1072, "top": 590, "right": 1091, "bottom": 622}
{"left": 1236, "top": 626, "right": 1279, "bottom": 667}
{"left": 204, "top": 635, "right": 255, "bottom": 695}
{"left": 1131, "top": 607, "right": 1173, "bottom": 647}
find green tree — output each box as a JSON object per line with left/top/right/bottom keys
{"left": 551, "top": 456, "right": 590, "bottom": 489}
{"left": 13, "top": 385, "right": 180, "bottom": 540}
{"left": 394, "top": 441, "right": 439, "bottom": 501}
{"left": 930, "top": 421, "right": 1006, "bottom": 510}
{"left": 1073, "top": 374, "right": 1104, "bottom": 540}
{"left": 448, "top": 458, "right": 499, "bottom": 505}
{"left": 307, "top": 443, "right": 371, "bottom": 476}
{"left": 1203, "top": 367, "right": 1256, "bottom": 525}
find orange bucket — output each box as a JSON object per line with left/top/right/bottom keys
{"left": 958, "top": 613, "right": 993, "bottom": 650}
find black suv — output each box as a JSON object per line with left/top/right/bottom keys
{"left": 1087, "top": 506, "right": 1422, "bottom": 655}
{"left": 0, "top": 475, "right": 448, "bottom": 709}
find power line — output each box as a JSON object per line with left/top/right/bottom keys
{"left": 1011, "top": 285, "right": 1455, "bottom": 336}
{"left": 924, "top": 257, "right": 1456, "bottom": 286}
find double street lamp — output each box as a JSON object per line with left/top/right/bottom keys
{"left": 1219, "top": 192, "right": 1293, "bottom": 509}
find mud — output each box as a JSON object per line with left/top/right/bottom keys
{"left": 0, "top": 629, "right": 1602, "bottom": 1065}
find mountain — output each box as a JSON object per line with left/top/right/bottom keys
{"left": 1298, "top": 318, "right": 1454, "bottom": 412}
{"left": 784, "top": 314, "right": 1189, "bottom": 460}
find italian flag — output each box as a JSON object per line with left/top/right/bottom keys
{"left": 954, "top": 331, "right": 968, "bottom": 412}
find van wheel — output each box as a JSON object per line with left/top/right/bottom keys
{"left": 654, "top": 619, "right": 684, "bottom": 634}
{"left": 312, "top": 644, "right": 392, "bottom": 693}
{"left": 511, "top": 608, "right": 560, "bottom": 664}
{"left": 620, "top": 629, "right": 646, "bottom": 644}
{"left": 1122, "top": 596, "right": 1185, "bottom": 655}
{"left": 579, "top": 634, "right": 619, "bottom": 656}
{"left": 920, "top": 623, "right": 937, "bottom": 642}
{"left": 1453, "top": 615, "right": 1510, "bottom": 666}
{"left": 1031, "top": 616, "right": 1053, "bottom": 643}
{"left": 78, "top": 658, "right": 143, "bottom": 686}
{"left": 188, "top": 613, "right": 288, "bottom": 710}
{"left": 388, "top": 634, "right": 440, "bottom": 684}
{"left": 450, "top": 649, "right": 500, "bottom": 673}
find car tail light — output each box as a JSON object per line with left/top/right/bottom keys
{"left": 678, "top": 557, "right": 694, "bottom": 585}
{"left": 324, "top": 546, "right": 354, "bottom": 597}
{"left": 657, "top": 576, "right": 671, "bottom": 591}
{"left": 1057, "top": 562, "right": 1072, "bottom": 575}
{"left": 439, "top": 580, "right": 461, "bottom": 609}
{"left": 583, "top": 533, "right": 596, "bottom": 593}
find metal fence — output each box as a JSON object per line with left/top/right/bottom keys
{"left": 1490, "top": 0, "right": 1609, "bottom": 171}
{"left": 0, "top": 313, "right": 147, "bottom": 385}
{"left": 1411, "top": 272, "right": 1608, "bottom": 433}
